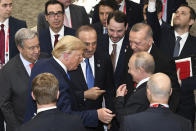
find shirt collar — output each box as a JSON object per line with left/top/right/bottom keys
{"left": 109, "top": 36, "right": 125, "bottom": 47}
{"left": 174, "top": 31, "right": 189, "bottom": 41}
{"left": 136, "top": 77, "right": 149, "bottom": 89}
{"left": 37, "top": 106, "right": 57, "bottom": 114}
{"left": 82, "top": 55, "right": 94, "bottom": 64}
{"left": 20, "top": 53, "right": 32, "bottom": 66}
{"left": 49, "top": 26, "right": 64, "bottom": 37}
{"left": 0, "top": 18, "right": 9, "bottom": 28}
{"left": 147, "top": 45, "right": 152, "bottom": 53}
{"left": 150, "top": 103, "right": 169, "bottom": 108}
{"left": 53, "top": 56, "right": 68, "bottom": 73}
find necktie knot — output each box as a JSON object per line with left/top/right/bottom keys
{"left": 29, "top": 63, "right": 34, "bottom": 70}
{"left": 54, "top": 34, "right": 59, "bottom": 47}
{"left": 112, "top": 44, "right": 117, "bottom": 51}
{"left": 176, "top": 36, "right": 182, "bottom": 42}
{"left": 173, "top": 36, "right": 182, "bottom": 57}
{"left": 84, "top": 58, "right": 89, "bottom": 64}
{"left": 1, "top": 24, "right": 4, "bottom": 30}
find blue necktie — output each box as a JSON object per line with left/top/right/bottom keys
{"left": 66, "top": 72, "right": 71, "bottom": 80}
{"left": 85, "top": 58, "right": 94, "bottom": 89}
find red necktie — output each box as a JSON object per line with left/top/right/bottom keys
{"left": 54, "top": 34, "right": 59, "bottom": 47}
{"left": 29, "top": 63, "right": 34, "bottom": 70}
{"left": 0, "top": 24, "right": 5, "bottom": 64}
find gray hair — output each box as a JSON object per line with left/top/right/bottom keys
{"left": 15, "top": 28, "right": 38, "bottom": 48}
{"left": 131, "top": 22, "right": 153, "bottom": 39}
{"left": 134, "top": 52, "right": 155, "bottom": 74}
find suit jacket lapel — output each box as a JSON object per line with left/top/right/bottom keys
{"left": 69, "top": 5, "right": 76, "bottom": 28}
{"left": 46, "top": 28, "right": 53, "bottom": 54}
{"left": 114, "top": 36, "right": 128, "bottom": 76}
{"left": 179, "top": 35, "right": 192, "bottom": 57}
{"left": 15, "top": 55, "right": 29, "bottom": 80}
{"left": 9, "top": 17, "right": 16, "bottom": 58}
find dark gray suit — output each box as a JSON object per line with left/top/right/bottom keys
{"left": 120, "top": 107, "right": 192, "bottom": 131}
{"left": 0, "top": 54, "right": 48, "bottom": 131}
{"left": 37, "top": 4, "right": 89, "bottom": 33}
{"left": 16, "top": 109, "right": 86, "bottom": 131}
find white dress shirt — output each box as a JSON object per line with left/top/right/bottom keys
{"left": 136, "top": 77, "right": 149, "bottom": 89}
{"left": 64, "top": 6, "right": 72, "bottom": 28}
{"left": 20, "top": 53, "right": 32, "bottom": 76}
{"left": 174, "top": 31, "right": 189, "bottom": 56}
{"left": 49, "top": 26, "right": 64, "bottom": 49}
{"left": 0, "top": 18, "right": 9, "bottom": 64}
{"left": 109, "top": 37, "right": 124, "bottom": 70}
{"left": 37, "top": 106, "right": 57, "bottom": 114}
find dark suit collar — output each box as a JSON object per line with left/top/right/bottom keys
{"left": 14, "top": 54, "right": 30, "bottom": 78}
{"left": 147, "top": 106, "right": 171, "bottom": 113}
{"left": 134, "top": 81, "right": 147, "bottom": 92}
{"left": 35, "top": 108, "right": 59, "bottom": 119}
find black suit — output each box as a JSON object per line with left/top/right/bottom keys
{"left": 0, "top": 54, "right": 48, "bottom": 131}
{"left": 124, "top": 45, "right": 180, "bottom": 112}
{"left": 147, "top": 10, "right": 196, "bottom": 126}
{"left": 8, "top": 17, "right": 27, "bottom": 59}
{"left": 120, "top": 107, "right": 192, "bottom": 131}
{"left": 115, "top": 82, "right": 149, "bottom": 122}
{"left": 69, "top": 52, "right": 114, "bottom": 131}
{"left": 16, "top": 109, "right": 86, "bottom": 131}
{"left": 39, "top": 26, "right": 75, "bottom": 56}
{"left": 98, "top": 34, "right": 129, "bottom": 90}
{"left": 91, "top": 0, "right": 143, "bottom": 27}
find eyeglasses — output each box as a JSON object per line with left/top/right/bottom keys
{"left": 47, "top": 11, "right": 64, "bottom": 18}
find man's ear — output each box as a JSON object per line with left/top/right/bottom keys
{"left": 31, "top": 92, "right": 36, "bottom": 101}
{"left": 189, "top": 19, "right": 195, "bottom": 26}
{"left": 169, "top": 88, "right": 173, "bottom": 96}
{"left": 56, "top": 90, "right": 60, "bottom": 100}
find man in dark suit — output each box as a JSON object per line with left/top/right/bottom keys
{"left": 120, "top": 73, "right": 192, "bottom": 131}
{"left": 116, "top": 0, "right": 143, "bottom": 28}
{"left": 98, "top": 11, "right": 129, "bottom": 90}
{"left": 37, "top": 0, "right": 89, "bottom": 33}
{"left": 91, "top": 0, "right": 118, "bottom": 36}
{"left": 147, "top": 1, "right": 196, "bottom": 126}
{"left": 115, "top": 52, "right": 154, "bottom": 123}
{"left": 69, "top": 25, "right": 115, "bottom": 131}
{"left": 0, "top": 28, "right": 48, "bottom": 131}
{"left": 24, "top": 35, "right": 115, "bottom": 128}
{"left": 39, "top": 0, "right": 75, "bottom": 56}
{"left": 0, "top": 0, "right": 27, "bottom": 67}
{"left": 16, "top": 73, "right": 86, "bottom": 131}
{"left": 92, "top": 0, "right": 143, "bottom": 28}
{"left": 124, "top": 23, "right": 180, "bottom": 112}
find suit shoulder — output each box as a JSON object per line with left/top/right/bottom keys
{"left": 9, "top": 16, "right": 27, "bottom": 26}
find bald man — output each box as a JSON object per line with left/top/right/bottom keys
{"left": 120, "top": 73, "right": 192, "bottom": 131}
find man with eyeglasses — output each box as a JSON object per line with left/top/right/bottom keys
{"left": 39, "top": 0, "right": 75, "bottom": 56}
{"left": 37, "top": 0, "right": 89, "bottom": 33}
{"left": 0, "top": 28, "right": 48, "bottom": 131}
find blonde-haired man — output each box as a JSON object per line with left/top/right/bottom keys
{"left": 24, "top": 35, "right": 114, "bottom": 128}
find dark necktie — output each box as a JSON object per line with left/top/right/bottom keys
{"left": 54, "top": 34, "right": 59, "bottom": 47}
{"left": 173, "top": 36, "right": 182, "bottom": 57}
{"left": 85, "top": 58, "right": 94, "bottom": 89}
{"left": 0, "top": 24, "right": 5, "bottom": 64}
{"left": 66, "top": 71, "right": 71, "bottom": 80}
{"left": 111, "top": 44, "right": 117, "bottom": 71}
